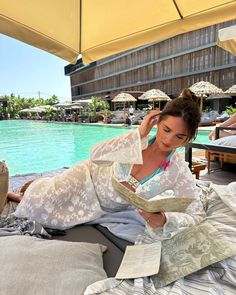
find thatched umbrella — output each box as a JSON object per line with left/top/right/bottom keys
{"left": 139, "top": 89, "right": 171, "bottom": 109}
{"left": 189, "top": 81, "right": 223, "bottom": 112}
{"left": 224, "top": 85, "right": 236, "bottom": 96}
{"left": 112, "top": 93, "right": 137, "bottom": 110}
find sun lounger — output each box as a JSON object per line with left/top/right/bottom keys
{"left": 185, "top": 126, "right": 236, "bottom": 173}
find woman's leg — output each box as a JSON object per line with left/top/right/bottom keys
{"left": 6, "top": 192, "right": 23, "bottom": 203}
{"left": 7, "top": 179, "right": 35, "bottom": 203}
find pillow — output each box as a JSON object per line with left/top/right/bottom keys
{"left": 152, "top": 222, "right": 236, "bottom": 288}
{"left": 0, "top": 236, "right": 107, "bottom": 295}
{"left": 212, "top": 135, "right": 236, "bottom": 147}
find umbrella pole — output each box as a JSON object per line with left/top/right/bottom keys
{"left": 200, "top": 94, "right": 203, "bottom": 112}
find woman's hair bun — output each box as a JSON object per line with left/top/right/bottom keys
{"left": 180, "top": 88, "right": 198, "bottom": 104}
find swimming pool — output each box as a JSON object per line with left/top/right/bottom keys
{"left": 0, "top": 120, "right": 211, "bottom": 176}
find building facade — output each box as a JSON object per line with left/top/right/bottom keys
{"left": 65, "top": 20, "right": 236, "bottom": 110}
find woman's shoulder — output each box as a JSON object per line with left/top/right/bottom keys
{"left": 169, "top": 151, "right": 189, "bottom": 168}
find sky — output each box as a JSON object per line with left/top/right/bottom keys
{"left": 0, "top": 34, "right": 72, "bottom": 102}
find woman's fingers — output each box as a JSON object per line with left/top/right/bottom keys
{"left": 139, "top": 110, "right": 162, "bottom": 138}
{"left": 138, "top": 209, "right": 166, "bottom": 228}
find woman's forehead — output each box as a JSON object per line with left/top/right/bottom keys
{"left": 160, "top": 116, "right": 188, "bottom": 133}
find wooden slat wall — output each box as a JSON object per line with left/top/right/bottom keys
{"left": 69, "top": 20, "right": 236, "bottom": 99}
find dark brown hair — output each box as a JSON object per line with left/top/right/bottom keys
{"left": 159, "top": 88, "right": 201, "bottom": 142}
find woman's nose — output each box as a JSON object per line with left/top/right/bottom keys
{"left": 164, "top": 134, "right": 175, "bottom": 145}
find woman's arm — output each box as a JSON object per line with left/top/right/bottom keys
{"left": 209, "top": 113, "right": 236, "bottom": 140}
{"left": 145, "top": 158, "right": 205, "bottom": 238}
{"left": 90, "top": 128, "right": 146, "bottom": 165}
{"left": 90, "top": 110, "right": 162, "bottom": 165}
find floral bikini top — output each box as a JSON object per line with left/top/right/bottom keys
{"left": 127, "top": 136, "right": 174, "bottom": 190}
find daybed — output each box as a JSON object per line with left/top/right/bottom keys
{"left": 1, "top": 181, "right": 236, "bottom": 295}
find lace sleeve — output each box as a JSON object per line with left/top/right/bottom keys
{"left": 164, "top": 158, "right": 205, "bottom": 236}
{"left": 90, "top": 128, "right": 148, "bottom": 165}
{"left": 147, "top": 157, "right": 206, "bottom": 239}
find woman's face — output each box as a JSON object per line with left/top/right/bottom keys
{"left": 156, "top": 116, "right": 188, "bottom": 152}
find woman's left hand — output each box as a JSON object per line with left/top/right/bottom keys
{"left": 138, "top": 209, "right": 166, "bottom": 228}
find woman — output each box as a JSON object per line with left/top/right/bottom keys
{"left": 14, "top": 89, "right": 205, "bottom": 238}
{"left": 208, "top": 113, "right": 236, "bottom": 140}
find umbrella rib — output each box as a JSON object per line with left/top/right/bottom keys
{"left": 79, "top": 0, "right": 82, "bottom": 53}
{"left": 172, "top": 0, "right": 183, "bottom": 19}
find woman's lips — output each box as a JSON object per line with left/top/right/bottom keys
{"left": 162, "top": 142, "right": 171, "bottom": 148}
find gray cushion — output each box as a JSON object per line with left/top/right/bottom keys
{"left": 0, "top": 236, "right": 107, "bottom": 295}
{"left": 212, "top": 135, "right": 236, "bottom": 147}
{"left": 54, "top": 224, "right": 128, "bottom": 277}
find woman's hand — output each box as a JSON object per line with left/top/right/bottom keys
{"left": 208, "top": 128, "right": 216, "bottom": 140}
{"left": 138, "top": 209, "right": 166, "bottom": 228}
{"left": 139, "top": 110, "right": 162, "bottom": 138}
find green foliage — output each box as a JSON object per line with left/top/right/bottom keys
{"left": 86, "top": 97, "right": 111, "bottom": 121}
{"left": 225, "top": 106, "right": 236, "bottom": 115}
{"left": 203, "top": 107, "right": 212, "bottom": 113}
{"left": 0, "top": 94, "right": 59, "bottom": 118}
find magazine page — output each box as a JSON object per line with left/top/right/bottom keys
{"left": 112, "top": 177, "right": 193, "bottom": 212}
{"left": 115, "top": 242, "right": 162, "bottom": 279}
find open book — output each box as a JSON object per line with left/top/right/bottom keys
{"left": 112, "top": 177, "right": 193, "bottom": 212}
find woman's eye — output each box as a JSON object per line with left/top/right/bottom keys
{"left": 164, "top": 129, "right": 170, "bottom": 133}
{"left": 177, "top": 135, "right": 185, "bottom": 140}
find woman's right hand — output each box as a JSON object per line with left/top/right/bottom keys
{"left": 139, "top": 110, "right": 162, "bottom": 138}
{"left": 208, "top": 129, "right": 215, "bottom": 140}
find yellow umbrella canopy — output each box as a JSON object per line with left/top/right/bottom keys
{"left": 190, "top": 81, "right": 223, "bottom": 112}
{"left": 1, "top": 1, "right": 236, "bottom": 64}
{"left": 217, "top": 24, "right": 236, "bottom": 56}
{"left": 224, "top": 85, "right": 236, "bottom": 95}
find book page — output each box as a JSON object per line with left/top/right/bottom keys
{"left": 115, "top": 242, "right": 162, "bottom": 279}
{"left": 112, "top": 177, "right": 193, "bottom": 212}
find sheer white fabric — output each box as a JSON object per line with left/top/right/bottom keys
{"left": 15, "top": 128, "right": 205, "bottom": 233}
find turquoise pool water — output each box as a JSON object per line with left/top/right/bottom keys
{"left": 0, "top": 120, "right": 211, "bottom": 176}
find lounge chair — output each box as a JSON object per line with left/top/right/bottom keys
{"left": 199, "top": 111, "right": 219, "bottom": 126}
{"left": 110, "top": 111, "right": 125, "bottom": 124}
{"left": 130, "top": 111, "right": 147, "bottom": 125}
{"left": 185, "top": 126, "right": 236, "bottom": 173}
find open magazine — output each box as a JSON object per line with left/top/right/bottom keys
{"left": 112, "top": 177, "right": 193, "bottom": 212}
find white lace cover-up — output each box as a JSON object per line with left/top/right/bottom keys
{"left": 14, "top": 129, "right": 205, "bottom": 234}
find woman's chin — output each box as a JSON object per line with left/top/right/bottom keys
{"left": 159, "top": 143, "right": 173, "bottom": 153}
